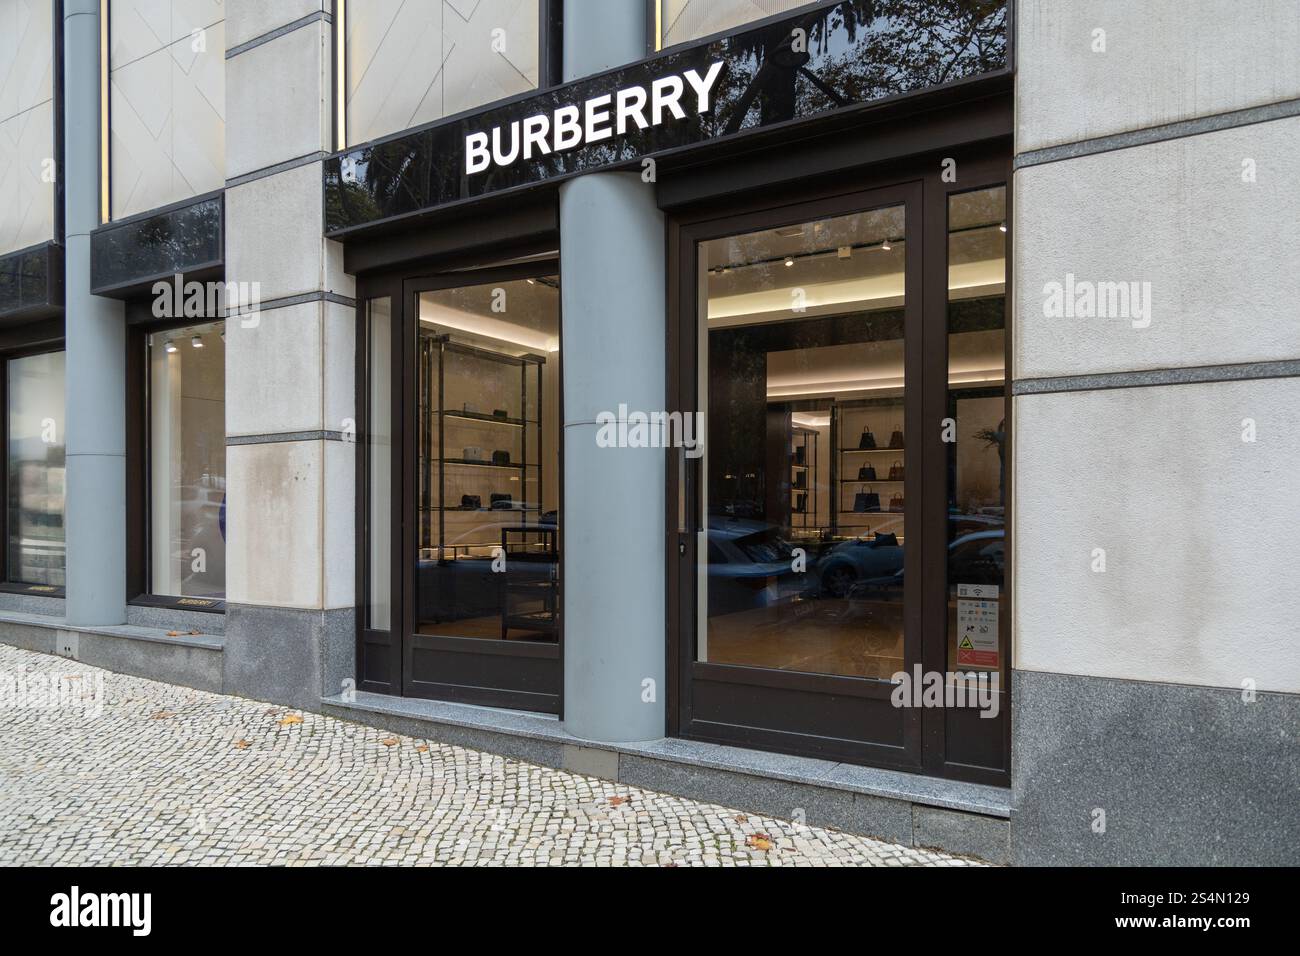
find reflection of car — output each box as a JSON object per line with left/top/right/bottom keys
{"left": 706, "top": 519, "right": 814, "bottom": 616}
{"left": 815, "top": 534, "right": 904, "bottom": 598}
{"left": 418, "top": 517, "right": 557, "bottom": 623}
{"left": 947, "top": 530, "right": 1004, "bottom": 586}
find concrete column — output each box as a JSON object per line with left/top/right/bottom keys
{"left": 62, "top": 0, "right": 125, "bottom": 626}
{"left": 560, "top": 2, "right": 666, "bottom": 742}
{"left": 221, "top": 2, "right": 356, "bottom": 710}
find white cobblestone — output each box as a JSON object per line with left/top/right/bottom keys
{"left": 0, "top": 644, "right": 983, "bottom": 866}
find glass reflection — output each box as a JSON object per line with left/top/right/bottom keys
{"left": 7, "top": 350, "right": 65, "bottom": 586}
{"left": 416, "top": 276, "right": 560, "bottom": 642}
{"left": 699, "top": 205, "right": 907, "bottom": 679}
{"left": 945, "top": 185, "right": 1007, "bottom": 681}
{"left": 148, "top": 321, "right": 226, "bottom": 599}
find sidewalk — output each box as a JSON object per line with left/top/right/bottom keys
{"left": 0, "top": 644, "right": 982, "bottom": 867}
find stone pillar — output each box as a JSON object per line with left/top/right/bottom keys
{"left": 1011, "top": 0, "right": 1300, "bottom": 864}
{"left": 62, "top": 0, "right": 125, "bottom": 626}
{"left": 220, "top": 2, "right": 355, "bottom": 709}
{"left": 560, "top": 1, "right": 666, "bottom": 742}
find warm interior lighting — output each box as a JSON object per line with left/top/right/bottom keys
{"left": 164, "top": 340, "right": 178, "bottom": 353}
{"left": 654, "top": 0, "right": 662, "bottom": 51}
{"left": 191, "top": 335, "right": 204, "bottom": 349}
{"left": 419, "top": 301, "right": 559, "bottom": 353}
{"left": 783, "top": 256, "right": 794, "bottom": 267}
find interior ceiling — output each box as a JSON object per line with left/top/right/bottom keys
{"left": 419, "top": 278, "right": 560, "bottom": 353}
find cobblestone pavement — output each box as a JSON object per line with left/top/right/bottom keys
{"left": 0, "top": 644, "right": 982, "bottom": 867}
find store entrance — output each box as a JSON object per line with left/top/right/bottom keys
{"left": 668, "top": 161, "right": 1011, "bottom": 783}
{"left": 358, "top": 259, "right": 563, "bottom": 714}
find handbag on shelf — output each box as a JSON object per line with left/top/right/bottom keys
{"left": 888, "top": 424, "right": 905, "bottom": 449}
{"left": 492, "top": 409, "right": 509, "bottom": 419}
{"left": 873, "top": 531, "right": 899, "bottom": 546}
{"left": 889, "top": 492, "right": 904, "bottom": 513}
{"left": 462, "top": 446, "right": 485, "bottom": 462}
{"left": 794, "top": 493, "right": 807, "bottom": 514}
{"left": 491, "top": 449, "right": 511, "bottom": 466}
{"left": 853, "top": 485, "right": 881, "bottom": 513}
{"left": 793, "top": 446, "right": 806, "bottom": 466}
{"left": 460, "top": 494, "right": 481, "bottom": 510}
{"left": 888, "top": 461, "right": 905, "bottom": 481}
{"left": 490, "top": 493, "right": 513, "bottom": 510}
{"left": 858, "top": 427, "right": 877, "bottom": 450}
{"left": 793, "top": 471, "right": 806, "bottom": 489}
{"left": 857, "top": 463, "right": 877, "bottom": 481}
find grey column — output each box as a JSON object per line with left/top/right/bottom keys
{"left": 560, "top": 2, "right": 666, "bottom": 742}
{"left": 62, "top": 0, "right": 126, "bottom": 626}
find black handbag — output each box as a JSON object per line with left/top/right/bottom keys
{"left": 793, "top": 446, "right": 806, "bottom": 465}
{"left": 794, "top": 493, "right": 807, "bottom": 514}
{"left": 888, "top": 460, "right": 905, "bottom": 481}
{"left": 460, "top": 494, "right": 481, "bottom": 510}
{"left": 857, "top": 463, "right": 877, "bottom": 480}
{"left": 490, "top": 493, "right": 513, "bottom": 510}
{"left": 492, "top": 409, "right": 509, "bottom": 419}
{"left": 491, "top": 450, "right": 511, "bottom": 466}
{"left": 873, "top": 531, "right": 899, "bottom": 547}
{"left": 853, "top": 485, "right": 881, "bottom": 513}
{"left": 889, "top": 424, "right": 905, "bottom": 449}
{"left": 858, "top": 427, "right": 877, "bottom": 450}
{"left": 793, "top": 471, "right": 806, "bottom": 489}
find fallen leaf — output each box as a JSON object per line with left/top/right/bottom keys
{"left": 277, "top": 714, "right": 303, "bottom": 726}
{"left": 380, "top": 737, "right": 399, "bottom": 746}
{"left": 234, "top": 739, "right": 251, "bottom": 749}
{"left": 166, "top": 631, "right": 181, "bottom": 637}
{"left": 415, "top": 745, "right": 429, "bottom": 753}
{"left": 150, "top": 710, "right": 176, "bottom": 720}
{"left": 608, "top": 795, "right": 629, "bottom": 807}
{"left": 734, "top": 814, "right": 749, "bottom": 824}
{"left": 747, "top": 834, "right": 774, "bottom": 852}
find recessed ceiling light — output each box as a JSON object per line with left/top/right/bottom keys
{"left": 880, "top": 239, "right": 891, "bottom": 251}
{"left": 999, "top": 222, "right": 1007, "bottom": 233}
{"left": 783, "top": 256, "right": 795, "bottom": 267}
{"left": 191, "top": 335, "right": 204, "bottom": 348}
{"left": 164, "top": 340, "right": 177, "bottom": 353}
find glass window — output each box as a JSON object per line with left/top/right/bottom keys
{"left": 945, "top": 185, "right": 1006, "bottom": 681}
{"left": 344, "top": 0, "right": 541, "bottom": 146}
{"left": 0, "top": 0, "right": 56, "bottom": 255}
{"left": 415, "top": 275, "right": 560, "bottom": 643}
{"left": 697, "top": 204, "right": 907, "bottom": 678}
{"left": 147, "top": 320, "right": 225, "bottom": 599}
{"left": 367, "top": 296, "right": 392, "bottom": 631}
{"left": 658, "top": 0, "right": 815, "bottom": 49}
{"left": 7, "top": 350, "right": 65, "bottom": 586}
{"left": 109, "top": 1, "right": 226, "bottom": 219}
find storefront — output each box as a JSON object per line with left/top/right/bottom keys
{"left": 333, "top": 0, "right": 1012, "bottom": 783}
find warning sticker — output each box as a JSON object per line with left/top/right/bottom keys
{"left": 957, "top": 597, "right": 999, "bottom": 668}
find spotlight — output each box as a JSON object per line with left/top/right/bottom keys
{"left": 881, "top": 239, "right": 891, "bottom": 251}
{"left": 784, "top": 256, "right": 794, "bottom": 267}
{"left": 164, "top": 340, "right": 177, "bottom": 353}
{"left": 999, "top": 222, "right": 1007, "bottom": 233}
{"left": 191, "top": 335, "right": 204, "bottom": 348}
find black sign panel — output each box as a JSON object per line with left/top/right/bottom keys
{"left": 324, "top": 0, "right": 1008, "bottom": 236}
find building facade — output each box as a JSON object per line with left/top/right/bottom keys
{"left": 0, "top": 0, "right": 1295, "bottom": 866}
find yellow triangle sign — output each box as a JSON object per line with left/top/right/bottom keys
{"left": 959, "top": 636, "right": 974, "bottom": 650}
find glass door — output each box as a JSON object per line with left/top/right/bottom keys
{"left": 672, "top": 183, "right": 926, "bottom": 771}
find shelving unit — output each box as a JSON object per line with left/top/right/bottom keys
{"left": 832, "top": 398, "right": 906, "bottom": 536}
{"left": 418, "top": 332, "right": 547, "bottom": 559}
{"left": 790, "top": 426, "right": 818, "bottom": 529}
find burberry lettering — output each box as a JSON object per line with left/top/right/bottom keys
{"left": 465, "top": 61, "right": 725, "bottom": 175}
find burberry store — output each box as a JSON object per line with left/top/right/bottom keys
{"left": 3, "top": 0, "right": 1297, "bottom": 866}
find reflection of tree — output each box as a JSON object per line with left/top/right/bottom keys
{"left": 721, "top": 0, "right": 1007, "bottom": 132}
{"left": 974, "top": 417, "right": 1005, "bottom": 506}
